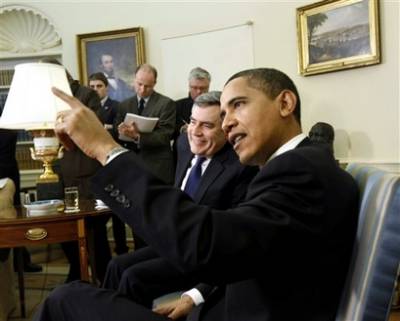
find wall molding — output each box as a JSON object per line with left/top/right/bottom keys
{"left": 0, "top": 5, "right": 61, "bottom": 56}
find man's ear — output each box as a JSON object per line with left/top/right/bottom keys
{"left": 278, "top": 90, "right": 297, "bottom": 118}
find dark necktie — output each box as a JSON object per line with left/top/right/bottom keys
{"left": 184, "top": 156, "right": 206, "bottom": 198}
{"left": 138, "top": 98, "right": 145, "bottom": 115}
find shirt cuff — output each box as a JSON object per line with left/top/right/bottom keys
{"left": 182, "top": 288, "right": 205, "bottom": 306}
{"left": 105, "top": 147, "right": 129, "bottom": 165}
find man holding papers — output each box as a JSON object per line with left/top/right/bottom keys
{"left": 115, "top": 64, "right": 176, "bottom": 185}
{"left": 115, "top": 64, "right": 176, "bottom": 249}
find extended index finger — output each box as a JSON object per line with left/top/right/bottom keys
{"left": 52, "top": 86, "right": 83, "bottom": 110}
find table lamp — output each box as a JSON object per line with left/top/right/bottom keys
{"left": 0, "top": 62, "right": 72, "bottom": 183}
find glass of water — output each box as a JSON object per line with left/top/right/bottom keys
{"left": 64, "top": 186, "right": 79, "bottom": 213}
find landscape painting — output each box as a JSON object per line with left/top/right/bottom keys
{"left": 297, "top": 0, "right": 381, "bottom": 76}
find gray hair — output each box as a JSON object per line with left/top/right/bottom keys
{"left": 188, "top": 67, "right": 211, "bottom": 82}
{"left": 193, "top": 91, "right": 221, "bottom": 107}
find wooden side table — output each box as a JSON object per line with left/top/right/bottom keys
{"left": 0, "top": 200, "right": 110, "bottom": 317}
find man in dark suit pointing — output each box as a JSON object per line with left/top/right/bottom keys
{"left": 34, "top": 68, "right": 358, "bottom": 321}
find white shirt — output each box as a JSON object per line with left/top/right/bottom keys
{"left": 267, "top": 133, "right": 307, "bottom": 164}
{"left": 103, "top": 72, "right": 117, "bottom": 90}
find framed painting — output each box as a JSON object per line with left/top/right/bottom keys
{"left": 77, "top": 27, "right": 145, "bottom": 101}
{"left": 296, "top": 0, "right": 380, "bottom": 76}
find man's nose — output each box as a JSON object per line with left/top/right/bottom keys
{"left": 222, "top": 113, "right": 234, "bottom": 134}
{"left": 191, "top": 124, "right": 202, "bottom": 136}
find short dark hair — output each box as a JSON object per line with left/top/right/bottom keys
{"left": 89, "top": 72, "right": 108, "bottom": 86}
{"left": 135, "top": 64, "right": 158, "bottom": 81}
{"left": 226, "top": 68, "right": 301, "bottom": 124}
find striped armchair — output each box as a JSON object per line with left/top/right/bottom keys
{"left": 335, "top": 164, "right": 400, "bottom": 321}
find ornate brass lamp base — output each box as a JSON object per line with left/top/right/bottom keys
{"left": 29, "top": 129, "right": 64, "bottom": 183}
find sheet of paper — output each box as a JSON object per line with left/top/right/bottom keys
{"left": 119, "top": 113, "right": 159, "bottom": 142}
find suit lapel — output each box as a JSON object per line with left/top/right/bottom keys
{"left": 140, "top": 92, "right": 157, "bottom": 117}
{"left": 194, "top": 158, "right": 224, "bottom": 203}
{"left": 175, "top": 152, "right": 193, "bottom": 188}
{"left": 193, "top": 144, "right": 230, "bottom": 203}
{"left": 128, "top": 96, "right": 140, "bottom": 115}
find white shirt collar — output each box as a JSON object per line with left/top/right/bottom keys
{"left": 137, "top": 96, "right": 150, "bottom": 104}
{"left": 101, "top": 96, "right": 108, "bottom": 106}
{"left": 267, "top": 133, "right": 307, "bottom": 163}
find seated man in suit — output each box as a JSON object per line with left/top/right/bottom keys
{"left": 34, "top": 68, "right": 359, "bottom": 321}
{"left": 102, "top": 91, "right": 258, "bottom": 313}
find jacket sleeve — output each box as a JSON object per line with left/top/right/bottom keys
{"left": 195, "top": 283, "right": 216, "bottom": 301}
{"left": 91, "top": 150, "right": 356, "bottom": 285}
{"left": 139, "top": 98, "right": 176, "bottom": 150}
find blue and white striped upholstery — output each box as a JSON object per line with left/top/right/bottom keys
{"left": 335, "top": 164, "right": 400, "bottom": 321}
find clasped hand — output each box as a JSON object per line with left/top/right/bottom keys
{"left": 153, "top": 295, "right": 195, "bottom": 320}
{"left": 117, "top": 122, "right": 140, "bottom": 140}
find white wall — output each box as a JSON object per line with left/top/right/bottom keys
{"left": 3, "top": 0, "right": 399, "bottom": 166}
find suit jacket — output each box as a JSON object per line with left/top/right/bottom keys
{"left": 115, "top": 91, "right": 176, "bottom": 184}
{"left": 59, "top": 81, "right": 102, "bottom": 198}
{"left": 98, "top": 97, "right": 119, "bottom": 125}
{"left": 174, "top": 95, "right": 193, "bottom": 140}
{"left": 91, "top": 138, "right": 359, "bottom": 321}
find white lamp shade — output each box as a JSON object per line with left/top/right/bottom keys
{"left": 0, "top": 62, "right": 72, "bottom": 130}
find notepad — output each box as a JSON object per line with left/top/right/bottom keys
{"left": 119, "top": 113, "right": 159, "bottom": 142}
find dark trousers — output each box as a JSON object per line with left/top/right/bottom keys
{"left": 103, "top": 247, "right": 198, "bottom": 308}
{"left": 62, "top": 215, "right": 111, "bottom": 283}
{"left": 111, "top": 214, "right": 129, "bottom": 255}
{"left": 32, "top": 281, "right": 169, "bottom": 321}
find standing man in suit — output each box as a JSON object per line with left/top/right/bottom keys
{"left": 41, "top": 58, "right": 112, "bottom": 283}
{"left": 175, "top": 67, "right": 211, "bottom": 137}
{"left": 34, "top": 68, "right": 359, "bottom": 321}
{"left": 116, "top": 63, "right": 176, "bottom": 185}
{"left": 89, "top": 72, "right": 119, "bottom": 128}
{"left": 99, "top": 53, "right": 134, "bottom": 102}
{"left": 89, "top": 72, "right": 129, "bottom": 255}
{"left": 115, "top": 63, "right": 176, "bottom": 249}
{"left": 102, "top": 92, "right": 258, "bottom": 310}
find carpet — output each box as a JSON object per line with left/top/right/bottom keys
{"left": 8, "top": 269, "right": 66, "bottom": 321}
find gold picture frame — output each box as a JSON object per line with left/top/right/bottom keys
{"left": 296, "top": 0, "right": 380, "bottom": 76}
{"left": 77, "top": 27, "right": 145, "bottom": 100}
